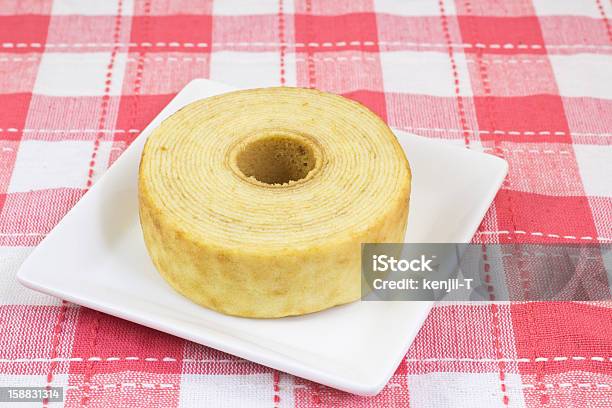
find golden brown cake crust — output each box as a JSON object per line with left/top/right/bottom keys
{"left": 138, "top": 87, "right": 411, "bottom": 318}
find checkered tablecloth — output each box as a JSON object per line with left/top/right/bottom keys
{"left": 1, "top": 0, "right": 611, "bottom": 407}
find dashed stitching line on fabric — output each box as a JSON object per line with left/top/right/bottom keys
{"left": 80, "top": 314, "right": 101, "bottom": 407}
{"left": 405, "top": 356, "right": 612, "bottom": 363}
{"left": 273, "top": 371, "right": 281, "bottom": 407}
{"left": 476, "top": 231, "right": 612, "bottom": 241}
{"left": 66, "top": 381, "right": 308, "bottom": 390}
{"left": 594, "top": 0, "right": 612, "bottom": 44}
{"left": 67, "top": 383, "right": 176, "bottom": 390}
{"left": 480, "top": 148, "right": 573, "bottom": 155}
{"left": 481, "top": 242, "right": 510, "bottom": 405}
{"left": 465, "top": 8, "right": 509, "bottom": 400}
{"left": 0, "top": 56, "right": 553, "bottom": 64}
{"left": 522, "top": 383, "right": 612, "bottom": 389}
{"left": 3, "top": 127, "right": 611, "bottom": 137}
{"left": 128, "top": 0, "right": 150, "bottom": 154}
{"left": 2, "top": 41, "right": 612, "bottom": 49}
{"left": 467, "top": 59, "right": 548, "bottom": 64}
{"left": 5, "top": 356, "right": 612, "bottom": 363}
{"left": 59, "top": 382, "right": 612, "bottom": 391}
{"left": 0, "top": 128, "right": 141, "bottom": 133}
{"left": 42, "top": 300, "right": 68, "bottom": 408}
{"left": 0, "top": 146, "right": 574, "bottom": 156}
{"left": 277, "top": 0, "right": 286, "bottom": 86}
{"left": 481, "top": 245, "right": 496, "bottom": 303}
{"left": 396, "top": 127, "right": 612, "bottom": 137}
{"left": 84, "top": 0, "right": 123, "bottom": 190}
{"left": 1, "top": 356, "right": 611, "bottom": 363}
{"left": 438, "top": 0, "right": 470, "bottom": 147}
{"left": 3, "top": 231, "right": 611, "bottom": 240}
{"left": 81, "top": 4, "right": 122, "bottom": 403}
{"left": 1, "top": 357, "right": 250, "bottom": 363}
{"left": 63, "top": 382, "right": 612, "bottom": 391}
{"left": 305, "top": 0, "right": 316, "bottom": 89}
{"left": 499, "top": 252, "right": 603, "bottom": 260}
{"left": 390, "top": 381, "right": 611, "bottom": 390}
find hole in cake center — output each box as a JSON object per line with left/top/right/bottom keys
{"left": 235, "top": 134, "right": 316, "bottom": 185}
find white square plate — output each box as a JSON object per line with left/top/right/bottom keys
{"left": 17, "top": 79, "right": 507, "bottom": 396}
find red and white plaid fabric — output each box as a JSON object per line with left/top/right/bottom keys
{"left": 1, "top": 0, "right": 611, "bottom": 406}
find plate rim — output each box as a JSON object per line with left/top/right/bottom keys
{"left": 17, "top": 79, "right": 508, "bottom": 396}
